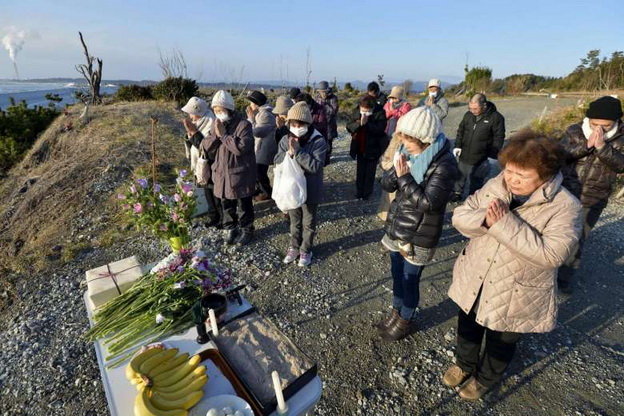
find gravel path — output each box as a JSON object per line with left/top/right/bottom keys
{"left": 0, "top": 97, "right": 622, "bottom": 416}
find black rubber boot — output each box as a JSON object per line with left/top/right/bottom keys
{"left": 235, "top": 229, "right": 253, "bottom": 246}
{"left": 224, "top": 229, "right": 238, "bottom": 245}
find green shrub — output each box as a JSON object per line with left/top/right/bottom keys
{"left": 152, "top": 77, "right": 198, "bottom": 106}
{"left": 465, "top": 66, "right": 492, "bottom": 95}
{"left": 115, "top": 84, "right": 154, "bottom": 101}
{"left": 0, "top": 98, "right": 60, "bottom": 174}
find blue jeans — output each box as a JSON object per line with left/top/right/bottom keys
{"left": 390, "top": 251, "right": 424, "bottom": 320}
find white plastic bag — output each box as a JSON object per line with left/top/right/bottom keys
{"left": 195, "top": 155, "right": 210, "bottom": 186}
{"left": 272, "top": 156, "right": 307, "bottom": 212}
{"left": 195, "top": 146, "right": 210, "bottom": 186}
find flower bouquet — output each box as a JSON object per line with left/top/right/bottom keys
{"left": 118, "top": 170, "right": 196, "bottom": 252}
{"left": 85, "top": 249, "right": 233, "bottom": 367}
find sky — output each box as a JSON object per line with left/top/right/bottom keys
{"left": 1, "top": 0, "right": 623, "bottom": 85}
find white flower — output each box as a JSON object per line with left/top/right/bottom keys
{"left": 155, "top": 313, "right": 165, "bottom": 324}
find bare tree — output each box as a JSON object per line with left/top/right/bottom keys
{"left": 158, "top": 48, "right": 188, "bottom": 79}
{"left": 305, "top": 47, "right": 312, "bottom": 88}
{"left": 402, "top": 79, "right": 413, "bottom": 97}
{"left": 75, "top": 32, "right": 103, "bottom": 105}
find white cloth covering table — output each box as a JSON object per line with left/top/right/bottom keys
{"left": 84, "top": 292, "right": 322, "bottom": 416}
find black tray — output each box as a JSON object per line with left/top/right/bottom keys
{"left": 214, "top": 312, "right": 318, "bottom": 415}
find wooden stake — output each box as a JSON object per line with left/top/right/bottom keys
{"left": 150, "top": 116, "right": 159, "bottom": 187}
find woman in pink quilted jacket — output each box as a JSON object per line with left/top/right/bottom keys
{"left": 383, "top": 85, "right": 412, "bottom": 136}
{"left": 442, "top": 131, "right": 583, "bottom": 401}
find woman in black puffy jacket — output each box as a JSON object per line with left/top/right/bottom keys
{"left": 377, "top": 107, "right": 458, "bottom": 341}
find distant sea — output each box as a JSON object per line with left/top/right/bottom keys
{"left": 0, "top": 80, "right": 119, "bottom": 109}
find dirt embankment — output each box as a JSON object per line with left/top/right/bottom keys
{"left": 0, "top": 101, "right": 187, "bottom": 275}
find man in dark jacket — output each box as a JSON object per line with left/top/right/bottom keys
{"left": 346, "top": 95, "right": 388, "bottom": 199}
{"left": 315, "top": 81, "right": 340, "bottom": 165}
{"left": 367, "top": 81, "right": 387, "bottom": 107}
{"left": 558, "top": 96, "right": 624, "bottom": 293}
{"left": 452, "top": 94, "right": 505, "bottom": 201}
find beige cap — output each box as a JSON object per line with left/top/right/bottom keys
{"left": 388, "top": 86, "right": 405, "bottom": 100}
{"left": 181, "top": 96, "right": 209, "bottom": 116}
{"left": 428, "top": 78, "right": 441, "bottom": 88}
{"left": 286, "top": 101, "right": 313, "bottom": 124}
{"left": 272, "top": 95, "right": 293, "bottom": 116}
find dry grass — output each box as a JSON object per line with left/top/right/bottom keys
{"left": 0, "top": 101, "right": 187, "bottom": 273}
{"left": 530, "top": 104, "right": 587, "bottom": 138}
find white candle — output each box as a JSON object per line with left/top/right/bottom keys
{"left": 208, "top": 309, "right": 218, "bottom": 336}
{"left": 271, "top": 370, "right": 288, "bottom": 414}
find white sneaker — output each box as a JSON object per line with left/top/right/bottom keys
{"left": 298, "top": 252, "right": 313, "bottom": 267}
{"left": 283, "top": 247, "right": 299, "bottom": 264}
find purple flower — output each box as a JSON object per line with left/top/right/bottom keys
{"left": 159, "top": 194, "right": 169, "bottom": 204}
{"left": 179, "top": 169, "right": 188, "bottom": 178}
{"left": 130, "top": 185, "right": 137, "bottom": 194}
{"left": 173, "top": 193, "right": 182, "bottom": 202}
{"left": 133, "top": 203, "right": 143, "bottom": 214}
{"left": 153, "top": 183, "right": 161, "bottom": 193}
{"left": 181, "top": 183, "right": 193, "bottom": 193}
{"left": 172, "top": 213, "right": 179, "bottom": 222}
{"left": 117, "top": 193, "right": 126, "bottom": 200}
{"left": 176, "top": 265, "right": 185, "bottom": 273}
{"left": 137, "top": 178, "right": 148, "bottom": 188}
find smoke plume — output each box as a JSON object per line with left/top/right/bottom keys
{"left": 2, "top": 27, "right": 34, "bottom": 79}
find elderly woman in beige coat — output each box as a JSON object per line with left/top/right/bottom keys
{"left": 443, "top": 131, "right": 582, "bottom": 401}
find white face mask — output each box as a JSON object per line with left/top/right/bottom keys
{"left": 289, "top": 125, "right": 308, "bottom": 138}
{"left": 429, "top": 91, "right": 438, "bottom": 97}
{"left": 360, "top": 110, "right": 373, "bottom": 116}
{"left": 215, "top": 112, "right": 230, "bottom": 122}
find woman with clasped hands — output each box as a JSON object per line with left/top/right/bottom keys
{"left": 443, "top": 130, "right": 583, "bottom": 401}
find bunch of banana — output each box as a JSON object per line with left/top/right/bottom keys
{"left": 125, "top": 347, "right": 208, "bottom": 416}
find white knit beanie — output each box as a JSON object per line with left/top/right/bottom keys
{"left": 396, "top": 107, "right": 441, "bottom": 144}
{"left": 211, "top": 90, "right": 235, "bottom": 110}
{"left": 181, "top": 96, "right": 209, "bottom": 116}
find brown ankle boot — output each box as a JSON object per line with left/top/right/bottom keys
{"left": 375, "top": 309, "right": 400, "bottom": 331}
{"left": 380, "top": 317, "right": 416, "bottom": 341}
{"left": 442, "top": 365, "right": 471, "bottom": 388}
{"left": 458, "top": 376, "right": 489, "bottom": 401}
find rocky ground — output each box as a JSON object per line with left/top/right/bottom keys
{"left": 0, "top": 97, "right": 622, "bottom": 416}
